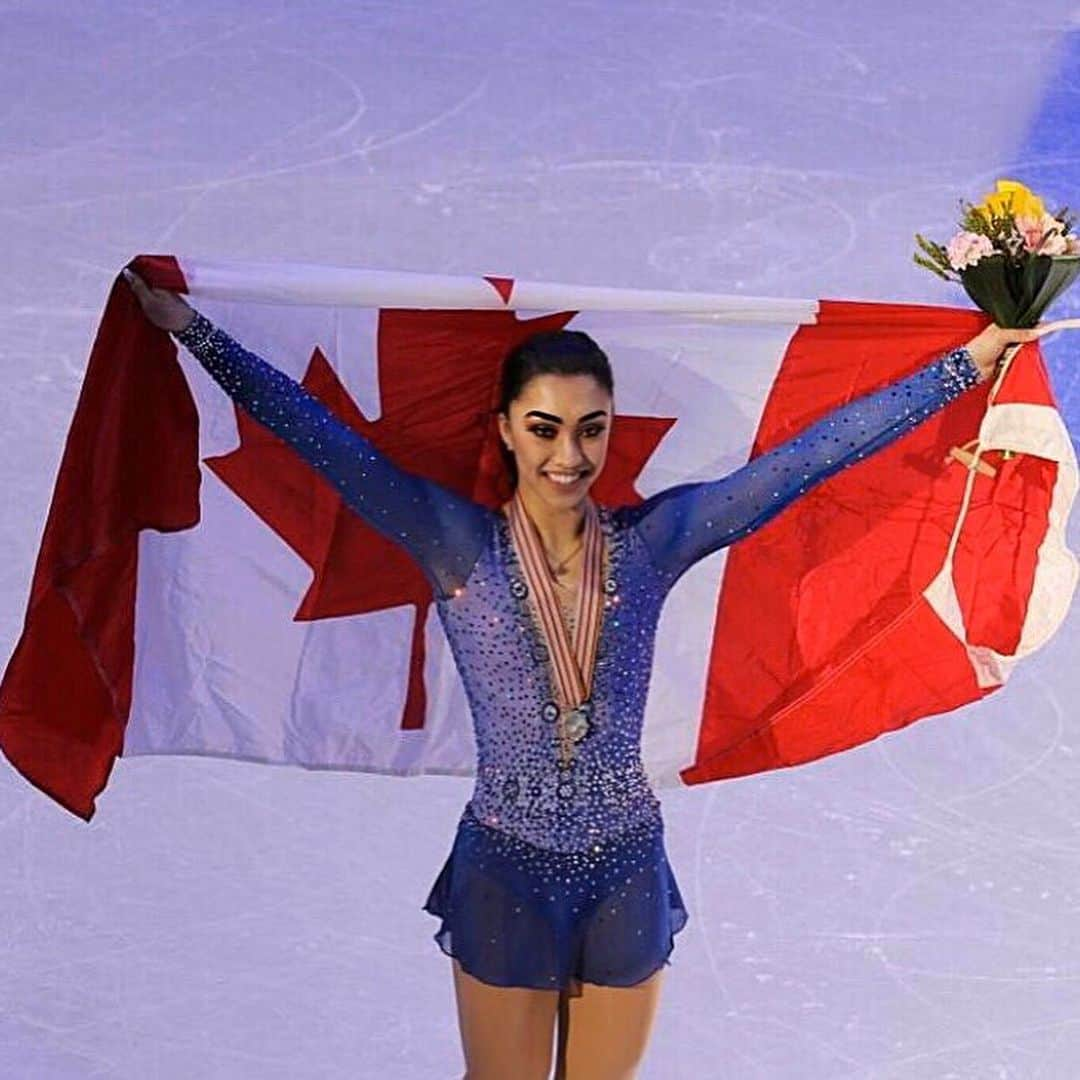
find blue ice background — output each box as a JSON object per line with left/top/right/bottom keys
{"left": 2, "top": 4, "right": 1080, "bottom": 1077}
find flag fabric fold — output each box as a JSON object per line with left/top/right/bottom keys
{"left": 1, "top": 255, "right": 1075, "bottom": 820}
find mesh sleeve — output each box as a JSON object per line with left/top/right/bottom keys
{"left": 173, "top": 309, "right": 494, "bottom": 599}
{"left": 627, "top": 345, "right": 985, "bottom": 587}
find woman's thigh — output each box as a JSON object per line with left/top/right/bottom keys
{"left": 451, "top": 958, "right": 561, "bottom": 1079}
{"left": 558, "top": 968, "right": 665, "bottom": 1079}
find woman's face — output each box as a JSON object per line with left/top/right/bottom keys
{"left": 498, "top": 372, "right": 613, "bottom": 510}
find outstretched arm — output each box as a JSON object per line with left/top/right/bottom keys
{"left": 628, "top": 345, "right": 985, "bottom": 588}
{"left": 173, "top": 310, "right": 493, "bottom": 600}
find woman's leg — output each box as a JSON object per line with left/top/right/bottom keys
{"left": 557, "top": 968, "right": 665, "bottom": 1079}
{"left": 451, "top": 958, "right": 561, "bottom": 1079}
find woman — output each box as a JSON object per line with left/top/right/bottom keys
{"left": 123, "top": 264, "right": 1049, "bottom": 1079}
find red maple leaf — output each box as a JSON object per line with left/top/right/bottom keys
{"left": 205, "top": 309, "right": 675, "bottom": 730}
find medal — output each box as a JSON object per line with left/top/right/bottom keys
{"left": 556, "top": 702, "right": 594, "bottom": 769}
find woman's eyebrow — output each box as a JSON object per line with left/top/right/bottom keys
{"left": 524, "top": 409, "right": 609, "bottom": 423}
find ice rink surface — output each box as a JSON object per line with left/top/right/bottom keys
{"left": 3, "top": 2, "right": 1080, "bottom": 1076}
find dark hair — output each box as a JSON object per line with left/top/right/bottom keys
{"left": 497, "top": 329, "right": 614, "bottom": 487}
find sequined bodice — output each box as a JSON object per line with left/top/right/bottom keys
{"left": 436, "top": 507, "right": 666, "bottom": 850}
{"left": 173, "top": 309, "right": 983, "bottom": 853}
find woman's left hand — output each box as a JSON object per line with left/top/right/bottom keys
{"left": 965, "top": 318, "right": 1080, "bottom": 380}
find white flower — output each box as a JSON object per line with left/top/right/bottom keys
{"left": 1017, "top": 212, "right": 1069, "bottom": 254}
{"left": 947, "top": 230, "right": 995, "bottom": 271}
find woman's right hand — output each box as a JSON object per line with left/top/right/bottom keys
{"left": 964, "top": 317, "right": 1080, "bottom": 380}
{"left": 121, "top": 265, "right": 195, "bottom": 333}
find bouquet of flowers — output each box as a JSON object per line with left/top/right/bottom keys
{"left": 915, "top": 180, "right": 1080, "bottom": 479}
{"left": 914, "top": 179, "right": 1080, "bottom": 327}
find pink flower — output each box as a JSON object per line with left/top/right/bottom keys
{"left": 947, "top": 230, "right": 995, "bottom": 271}
{"left": 1016, "top": 212, "right": 1069, "bottom": 255}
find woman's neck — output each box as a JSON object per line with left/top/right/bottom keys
{"left": 513, "top": 483, "right": 587, "bottom": 554}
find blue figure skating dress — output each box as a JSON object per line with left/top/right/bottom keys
{"left": 173, "top": 309, "right": 982, "bottom": 996}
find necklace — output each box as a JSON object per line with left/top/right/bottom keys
{"left": 544, "top": 536, "right": 584, "bottom": 578}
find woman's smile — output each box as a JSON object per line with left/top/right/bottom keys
{"left": 543, "top": 468, "right": 589, "bottom": 487}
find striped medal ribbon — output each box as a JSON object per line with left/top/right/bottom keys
{"left": 506, "top": 488, "right": 605, "bottom": 768}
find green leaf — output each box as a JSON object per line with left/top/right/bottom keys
{"left": 915, "top": 233, "right": 946, "bottom": 262}
{"left": 913, "top": 254, "right": 952, "bottom": 281}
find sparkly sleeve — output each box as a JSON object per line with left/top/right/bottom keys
{"left": 173, "top": 309, "right": 494, "bottom": 599}
{"left": 628, "top": 346, "right": 985, "bottom": 587}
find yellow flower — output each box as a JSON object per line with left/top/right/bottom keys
{"left": 975, "top": 179, "right": 1046, "bottom": 221}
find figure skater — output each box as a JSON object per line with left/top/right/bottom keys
{"left": 122, "top": 264, "right": 1051, "bottom": 1079}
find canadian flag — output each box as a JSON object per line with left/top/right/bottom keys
{"left": 1, "top": 255, "right": 1075, "bottom": 820}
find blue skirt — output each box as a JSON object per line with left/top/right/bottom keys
{"left": 422, "top": 802, "right": 688, "bottom": 997}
